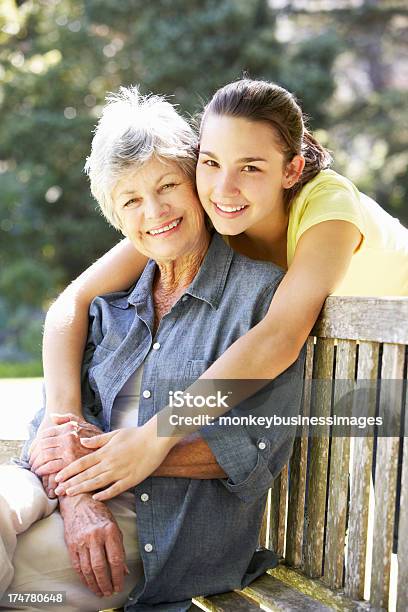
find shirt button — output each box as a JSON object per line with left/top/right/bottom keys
{"left": 144, "top": 543, "right": 153, "bottom": 553}
{"left": 140, "top": 493, "right": 149, "bottom": 502}
{"left": 143, "top": 390, "right": 151, "bottom": 399}
{"left": 181, "top": 295, "right": 188, "bottom": 302}
{"left": 258, "top": 441, "right": 267, "bottom": 450}
{"left": 152, "top": 342, "right": 161, "bottom": 350}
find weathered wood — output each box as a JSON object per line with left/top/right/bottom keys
{"left": 258, "top": 489, "right": 270, "bottom": 549}
{"left": 370, "top": 343, "right": 405, "bottom": 610}
{"left": 0, "top": 439, "right": 24, "bottom": 465}
{"left": 304, "top": 338, "right": 335, "bottom": 578}
{"left": 286, "top": 338, "right": 314, "bottom": 567}
{"left": 269, "top": 470, "right": 287, "bottom": 557}
{"left": 266, "top": 566, "right": 372, "bottom": 611}
{"left": 277, "top": 465, "right": 288, "bottom": 556}
{"left": 193, "top": 591, "right": 260, "bottom": 611}
{"left": 312, "top": 297, "right": 408, "bottom": 344}
{"left": 397, "top": 371, "right": 408, "bottom": 611}
{"left": 345, "top": 342, "right": 379, "bottom": 600}
{"left": 324, "top": 340, "right": 356, "bottom": 589}
{"left": 243, "top": 572, "right": 332, "bottom": 611}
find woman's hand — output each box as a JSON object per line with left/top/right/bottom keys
{"left": 54, "top": 417, "right": 176, "bottom": 501}
{"left": 59, "top": 493, "right": 129, "bottom": 597}
{"left": 29, "top": 413, "right": 103, "bottom": 477}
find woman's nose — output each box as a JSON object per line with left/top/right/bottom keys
{"left": 144, "top": 196, "right": 169, "bottom": 219}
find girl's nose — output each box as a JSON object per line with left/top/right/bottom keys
{"left": 215, "top": 172, "right": 240, "bottom": 198}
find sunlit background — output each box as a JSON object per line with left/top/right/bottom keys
{"left": 0, "top": 0, "right": 407, "bottom": 373}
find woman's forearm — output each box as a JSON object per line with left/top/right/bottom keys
{"left": 42, "top": 238, "right": 147, "bottom": 417}
{"left": 151, "top": 433, "right": 227, "bottom": 479}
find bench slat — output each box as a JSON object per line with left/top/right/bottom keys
{"left": 266, "top": 566, "right": 372, "bottom": 611}
{"left": 370, "top": 343, "right": 405, "bottom": 609}
{"left": 312, "top": 297, "right": 408, "bottom": 344}
{"left": 269, "top": 466, "right": 288, "bottom": 556}
{"left": 0, "top": 440, "right": 24, "bottom": 465}
{"left": 285, "top": 337, "right": 314, "bottom": 567}
{"left": 323, "top": 340, "right": 356, "bottom": 589}
{"left": 259, "top": 489, "right": 270, "bottom": 549}
{"left": 193, "top": 590, "right": 261, "bottom": 611}
{"left": 243, "top": 572, "right": 332, "bottom": 611}
{"left": 345, "top": 342, "right": 379, "bottom": 600}
{"left": 397, "top": 377, "right": 408, "bottom": 611}
{"left": 304, "top": 338, "right": 334, "bottom": 578}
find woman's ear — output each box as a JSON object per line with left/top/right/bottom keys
{"left": 282, "top": 155, "right": 305, "bottom": 189}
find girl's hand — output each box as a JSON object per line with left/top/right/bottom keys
{"left": 54, "top": 417, "right": 176, "bottom": 501}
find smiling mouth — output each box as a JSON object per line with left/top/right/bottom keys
{"left": 147, "top": 217, "right": 183, "bottom": 236}
{"left": 213, "top": 202, "right": 249, "bottom": 216}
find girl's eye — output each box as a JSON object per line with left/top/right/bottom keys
{"left": 202, "top": 159, "right": 219, "bottom": 168}
{"left": 160, "top": 182, "right": 177, "bottom": 191}
{"left": 242, "top": 165, "right": 260, "bottom": 173}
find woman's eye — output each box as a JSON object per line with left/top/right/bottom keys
{"left": 123, "top": 198, "right": 140, "bottom": 208}
{"left": 242, "top": 165, "right": 260, "bottom": 173}
{"left": 202, "top": 159, "right": 219, "bottom": 168}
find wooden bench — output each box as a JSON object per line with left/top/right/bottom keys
{"left": 2, "top": 296, "right": 407, "bottom": 611}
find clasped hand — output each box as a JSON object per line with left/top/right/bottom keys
{"left": 54, "top": 417, "right": 175, "bottom": 500}
{"left": 29, "top": 413, "right": 104, "bottom": 498}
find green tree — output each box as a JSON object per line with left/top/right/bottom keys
{"left": 0, "top": 0, "right": 349, "bottom": 361}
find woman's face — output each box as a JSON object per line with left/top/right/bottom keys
{"left": 112, "top": 157, "right": 207, "bottom": 262}
{"left": 196, "top": 114, "right": 291, "bottom": 236}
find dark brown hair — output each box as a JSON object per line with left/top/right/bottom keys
{"left": 200, "top": 79, "right": 332, "bottom": 207}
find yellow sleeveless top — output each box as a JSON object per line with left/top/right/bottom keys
{"left": 223, "top": 169, "right": 408, "bottom": 296}
{"left": 286, "top": 170, "right": 408, "bottom": 296}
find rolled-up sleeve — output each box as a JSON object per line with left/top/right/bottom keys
{"left": 200, "top": 348, "right": 305, "bottom": 503}
{"left": 200, "top": 421, "right": 274, "bottom": 502}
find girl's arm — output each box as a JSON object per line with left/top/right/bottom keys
{"left": 42, "top": 238, "right": 147, "bottom": 422}
{"left": 43, "top": 219, "right": 360, "bottom": 422}
{"left": 199, "top": 219, "right": 362, "bottom": 381}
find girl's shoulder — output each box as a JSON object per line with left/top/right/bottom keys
{"left": 287, "top": 169, "right": 366, "bottom": 266}
{"left": 290, "top": 169, "right": 362, "bottom": 223}
{"left": 294, "top": 169, "right": 360, "bottom": 206}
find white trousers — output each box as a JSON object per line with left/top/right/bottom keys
{"left": 0, "top": 466, "right": 143, "bottom": 612}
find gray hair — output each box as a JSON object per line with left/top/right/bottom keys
{"left": 84, "top": 86, "right": 198, "bottom": 229}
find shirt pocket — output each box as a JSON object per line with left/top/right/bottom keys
{"left": 184, "top": 359, "right": 214, "bottom": 380}
{"left": 91, "top": 343, "right": 116, "bottom": 365}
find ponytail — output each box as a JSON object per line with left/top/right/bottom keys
{"left": 284, "top": 129, "right": 332, "bottom": 207}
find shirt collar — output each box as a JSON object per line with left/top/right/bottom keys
{"left": 125, "top": 232, "right": 234, "bottom": 310}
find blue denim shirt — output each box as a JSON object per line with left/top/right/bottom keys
{"left": 22, "top": 233, "right": 305, "bottom": 612}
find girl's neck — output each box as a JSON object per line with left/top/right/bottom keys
{"left": 231, "top": 210, "right": 289, "bottom": 269}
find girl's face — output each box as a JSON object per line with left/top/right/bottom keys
{"left": 196, "top": 114, "right": 295, "bottom": 236}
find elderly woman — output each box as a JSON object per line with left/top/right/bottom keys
{"left": 0, "top": 87, "right": 304, "bottom": 612}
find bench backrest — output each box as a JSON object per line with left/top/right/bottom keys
{"left": 261, "top": 296, "right": 408, "bottom": 610}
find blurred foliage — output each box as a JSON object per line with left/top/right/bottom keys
{"left": 0, "top": 361, "right": 42, "bottom": 378}
{"left": 0, "top": 0, "right": 407, "bottom": 362}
